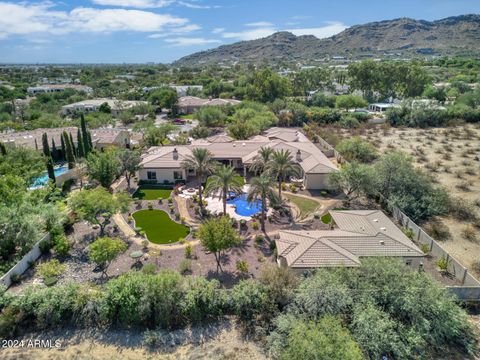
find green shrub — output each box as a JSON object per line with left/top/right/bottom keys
{"left": 437, "top": 256, "right": 451, "bottom": 273}
{"left": 141, "top": 263, "right": 156, "bottom": 275}
{"left": 43, "top": 276, "right": 58, "bottom": 287}
{"left": 185, "top": 242, "right": 193, "bottom": 258}
{"left": 420, "top": 243, "right": 430, "bottom": 254}
{"left": 36, "top": 259, "right": 66, "bottom": 280}
{"left": 53, "top": 234, "right": 71, "bottom": 256}
{"left": 251, "top": 222, "right": 259, "bottom": 230}
{"left": 179, "top": 259, "right": 192, "bottom": 274}
{"left": 236, "top": 260, "right": 249, "bottom": 274}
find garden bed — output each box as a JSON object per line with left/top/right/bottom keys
{"left": 133, "top": 187, "right": 173, "bottom": 200}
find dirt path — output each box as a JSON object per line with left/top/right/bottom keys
{"left": 1, "top": 321, "right": 267, "bottom": 360}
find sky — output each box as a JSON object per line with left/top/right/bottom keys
{"left": 0, "top": 0, "right": 479, "bottom": 64}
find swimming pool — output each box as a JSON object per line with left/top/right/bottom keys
{"left": 227, "top": 193, "right": 263, "bottom": 217}
{"left": 30, "top": 166, "right": 70, "bottom": 188}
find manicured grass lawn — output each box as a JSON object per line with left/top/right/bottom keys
{"left": 178, "top": 114, "right": 195, "bottom": 119}
{"left": 132, "top": 210, "right": 189, "bottom": 244}
{"left": 133, "top": 187, "right": 172, "bottom": 200}
{"left": 284, "top": 193, "right": 320, "bottom": 219}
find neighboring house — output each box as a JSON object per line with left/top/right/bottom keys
{"left": 0, "top": 127, "right": 135, "bottom": 152}
{"left": 61, "top": 99, "right": 148, "bottom": 117}
{"left": 139, "top": 127, "right": 338, "bottom": 189}
{"left": 27, "top": 84, "right": 92, "bottom": 95}
{"left": 368, "top": 103, "right": 399, "bottom": 113}
{"left": 142, "top": 85, "right": 203, "bottom": 96}
{"left": 276, "top": 210, "right": 424, "bottom": 271}
{"left": 177, "top": 96, "right": 241, "bottom": 114}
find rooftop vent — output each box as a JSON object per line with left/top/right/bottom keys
{"left": 380, "top": 227, "right": 386, "bottom": 231}
{"left": 360, "top": 226, "right": 365, "bottom": 231}
{"left": 172, "top": 148, "right": 178, "bottom": 160}
{"left": 242, "top": 142, "right": 246, "bottom": 147}
{"left": 379, "top": 240, "right": 385, "bottom": 245}
{"left": 373, "top": 219, "right": 378, "bottom": 222}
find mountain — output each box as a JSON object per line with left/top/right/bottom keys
{"left": 174, "top": 15, "right": 480, "bottom": 66}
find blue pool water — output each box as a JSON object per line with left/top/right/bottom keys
{"left": 227, "top": 193, "right": 263, "bottom": 217}
{"left": 31, "top": 166, "right": 70, "bottom": 188}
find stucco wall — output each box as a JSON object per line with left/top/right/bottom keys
{"left": 139, "top": 168, "right": 185, "bottom": 183}
{"left": 304, "top": 173, "right": 334, "bottom": 190}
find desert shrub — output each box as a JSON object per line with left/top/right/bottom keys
{"left": 420, "top": 243, "right": 430, "bottom": 254}
{"left": 456, "top": 181, "right": 472, "bottom": 192}
{"left": 236, "top": 260, "right": 249, "bottom": 275}
{"left": 231, "top": 280, "right": 271, "bottom": 322}
{"left": 437, "top": 256, "right": 451, "bottom": 273}
{"left": 462, "top": 225, "right": 477, "bottom": 242}
{"left": 448, "top": 197, "right": 479, "bottom": 222}
{"left": 36, "top": 259, "right": 66, "bottom": 280}
{"left": 184, "top": 242, "right": 193, "bottom": 258}
{"left": 336, "top": 137, "right": 377, "bottom": 163}
{"left": 423, "top": 219, "right": 452, "bottom": 241}
{"left": 141, "top": 263, "right": 156, "bottom": 275}
{"left": 179, "top": 259, "right": 192, "bottom": 274}
{"left": 52, "top": 233, "right": 71, "bottom": 256}
{"left": 180, "top": 277, "right": 225, "bottom": 323}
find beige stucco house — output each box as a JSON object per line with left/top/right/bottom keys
{"left": 275, "top": 210, "right": 424, "bottom": 272}
{"left": 139, "top": 128, "right": 338, "bottom": 189}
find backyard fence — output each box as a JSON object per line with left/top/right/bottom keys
{"left": 313, "top": 132, "right": 480, "bottom": 301}
{"left": 0, "top": 234, "right": 50, "bottom": 289}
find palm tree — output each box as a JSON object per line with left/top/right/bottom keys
{"left": 181, "top": 148, "right": 216, "bottom": 213}
{"left": 247, "top": 175, "right": 279, "bottom": 232}
{"left": 248, "top": 146, "right": 274, "bottom": 174}
{"left": 265, "top": 149, "right": 301, "bottom": 199}
{"left": 205, "top": 165, "right": 244, "bottom": 215}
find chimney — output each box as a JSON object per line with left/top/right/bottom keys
{"left": 296, "top": 149, "right": 302, "bottom": 162}
{"left": 173, "top": 148, "right": 178, "bottom": 160}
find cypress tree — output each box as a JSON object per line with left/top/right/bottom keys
{"left": 87, "top": 131, "right": 93, "bottom": 151}
{"left": 41, "top": 133, "right": 50, "bottom": 157}
{"left": 46, "top": 155, "right": 55, "bottom": 182}
{"left": 63, "top": 131, "right": 76, "bottom": 169}
{"left": 80, "top": 114, "right": 91, "bottom": 154}
{"left": 51, "top": 138, "right": 59, "bottom": 162}
{"left": 60, "top": 135, "right": 66, "bottom": 161}
{"left": 0, "top": 142, "right": 6, "bottom": 156}
{"left": 69, "top": 132, "right": 76, "bottom": 156}
{"left": 77, "top": 128, "right": 85, "bottom": 158}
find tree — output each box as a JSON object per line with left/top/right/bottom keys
{"left": 279, "top": 317, "right": 363, "bottom": 360}
{"left": 372, "top": 151, "right": 449, "bottom": 222}
{"left": 51, "top": 139, "right": 59, "bottom": 162}
{"left": 144, "top": 124, "right": 178, "bottom": 147}
{"left": 247, "top": 175, "right": 279, "bottom": 231}
{"left": 181, "top": 148, "right": 216, "bottom": 214}
{"left": 265, "top": 149, "right": 301, "bottom": 199}
{"left": 60, "top": 134, "right": 66, "bottom": 161}
{"left": 249, "top": 146, "right": 274, "bottom": 174}
{"left": 41, "top": 133, "right": 50, "bottom": 158}
{"left": 99, "top": 102, "right": 111, "bottom": 114}
{"left": 80, "top": 114, "right": 91, "bottom": 155}
{"left": 335, "top": 95, "right": 367, "bottom": 112}
{"left": 68, "top": 188, "right": 130, "bottom": 236}
{"left": 89, "top": 237, "right": 127, "bottom": 276}
{"left": 62, "top": 131, "right": 76, "bottom": 169}
{"left": 196, "top": 106, "right": 227, "bottom": 127}
{"left": 335, "top": 137, "right": 378, "bottom": 163}
{"left": 205, "top": 165, "right": 244, "bottom": 215}
{"left": 76, "top": 128, "right": 85, "bottom": 158}
{"left": 198, "top": 216, "right": 240, "bottom": 272}
{"left": 328, "top": 162, "right": 372, "bottom": 199}
{"left": 0, "top": 147, "right": 44, "bottom": 183}
{"left": 86, "top": 149, "right": 119, "bottom": 188}
{"left": 149, "top": 87, "right": 179, "bottom": 115}
{"left": 118, "top": 149, "right": 141, "bottom": 192}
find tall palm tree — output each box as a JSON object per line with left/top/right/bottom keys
{"left": 247, "top": 175, "right": 279, "bottom": 232}
{"left": 181, "top": 148, "right": 216, "bottom": 213}
{"left": 248, "top": 146, "right": 274, "bottom": 174}
{"left": 205, "top": 165, "right": 244, "bottom": 215}
{"left": 265, "top": 149, "right": 301, "bottom": 199}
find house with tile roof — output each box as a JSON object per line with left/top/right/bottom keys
{"left": 177, "top": 96, "right": 241, "bottom": 114}
{"left": 138, "top": 128, "right": 338, "bottom": 189}
{"left": 275, "top": 210, "right": 424, "bottom": 271}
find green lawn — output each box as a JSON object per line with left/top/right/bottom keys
{"left": 133, "top": 187, "right": 172, "bottom": 200}
{"left": 284, "top": 193, "right": 321, "bottom": 219}
{"left": 178, "top": 114, "right": 195, "bottom": 120}
{"left": 132, "top": 210, "right": 190, "bottom": 244}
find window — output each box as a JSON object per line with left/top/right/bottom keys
{"left": 173, "top": 171, "right": 183, "bottom": 180}
{"left": 147, "top": 171, "right": 157, "bottom": 180}
{"left": 405, "top": 260, "right": 412, "bottom": 266}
